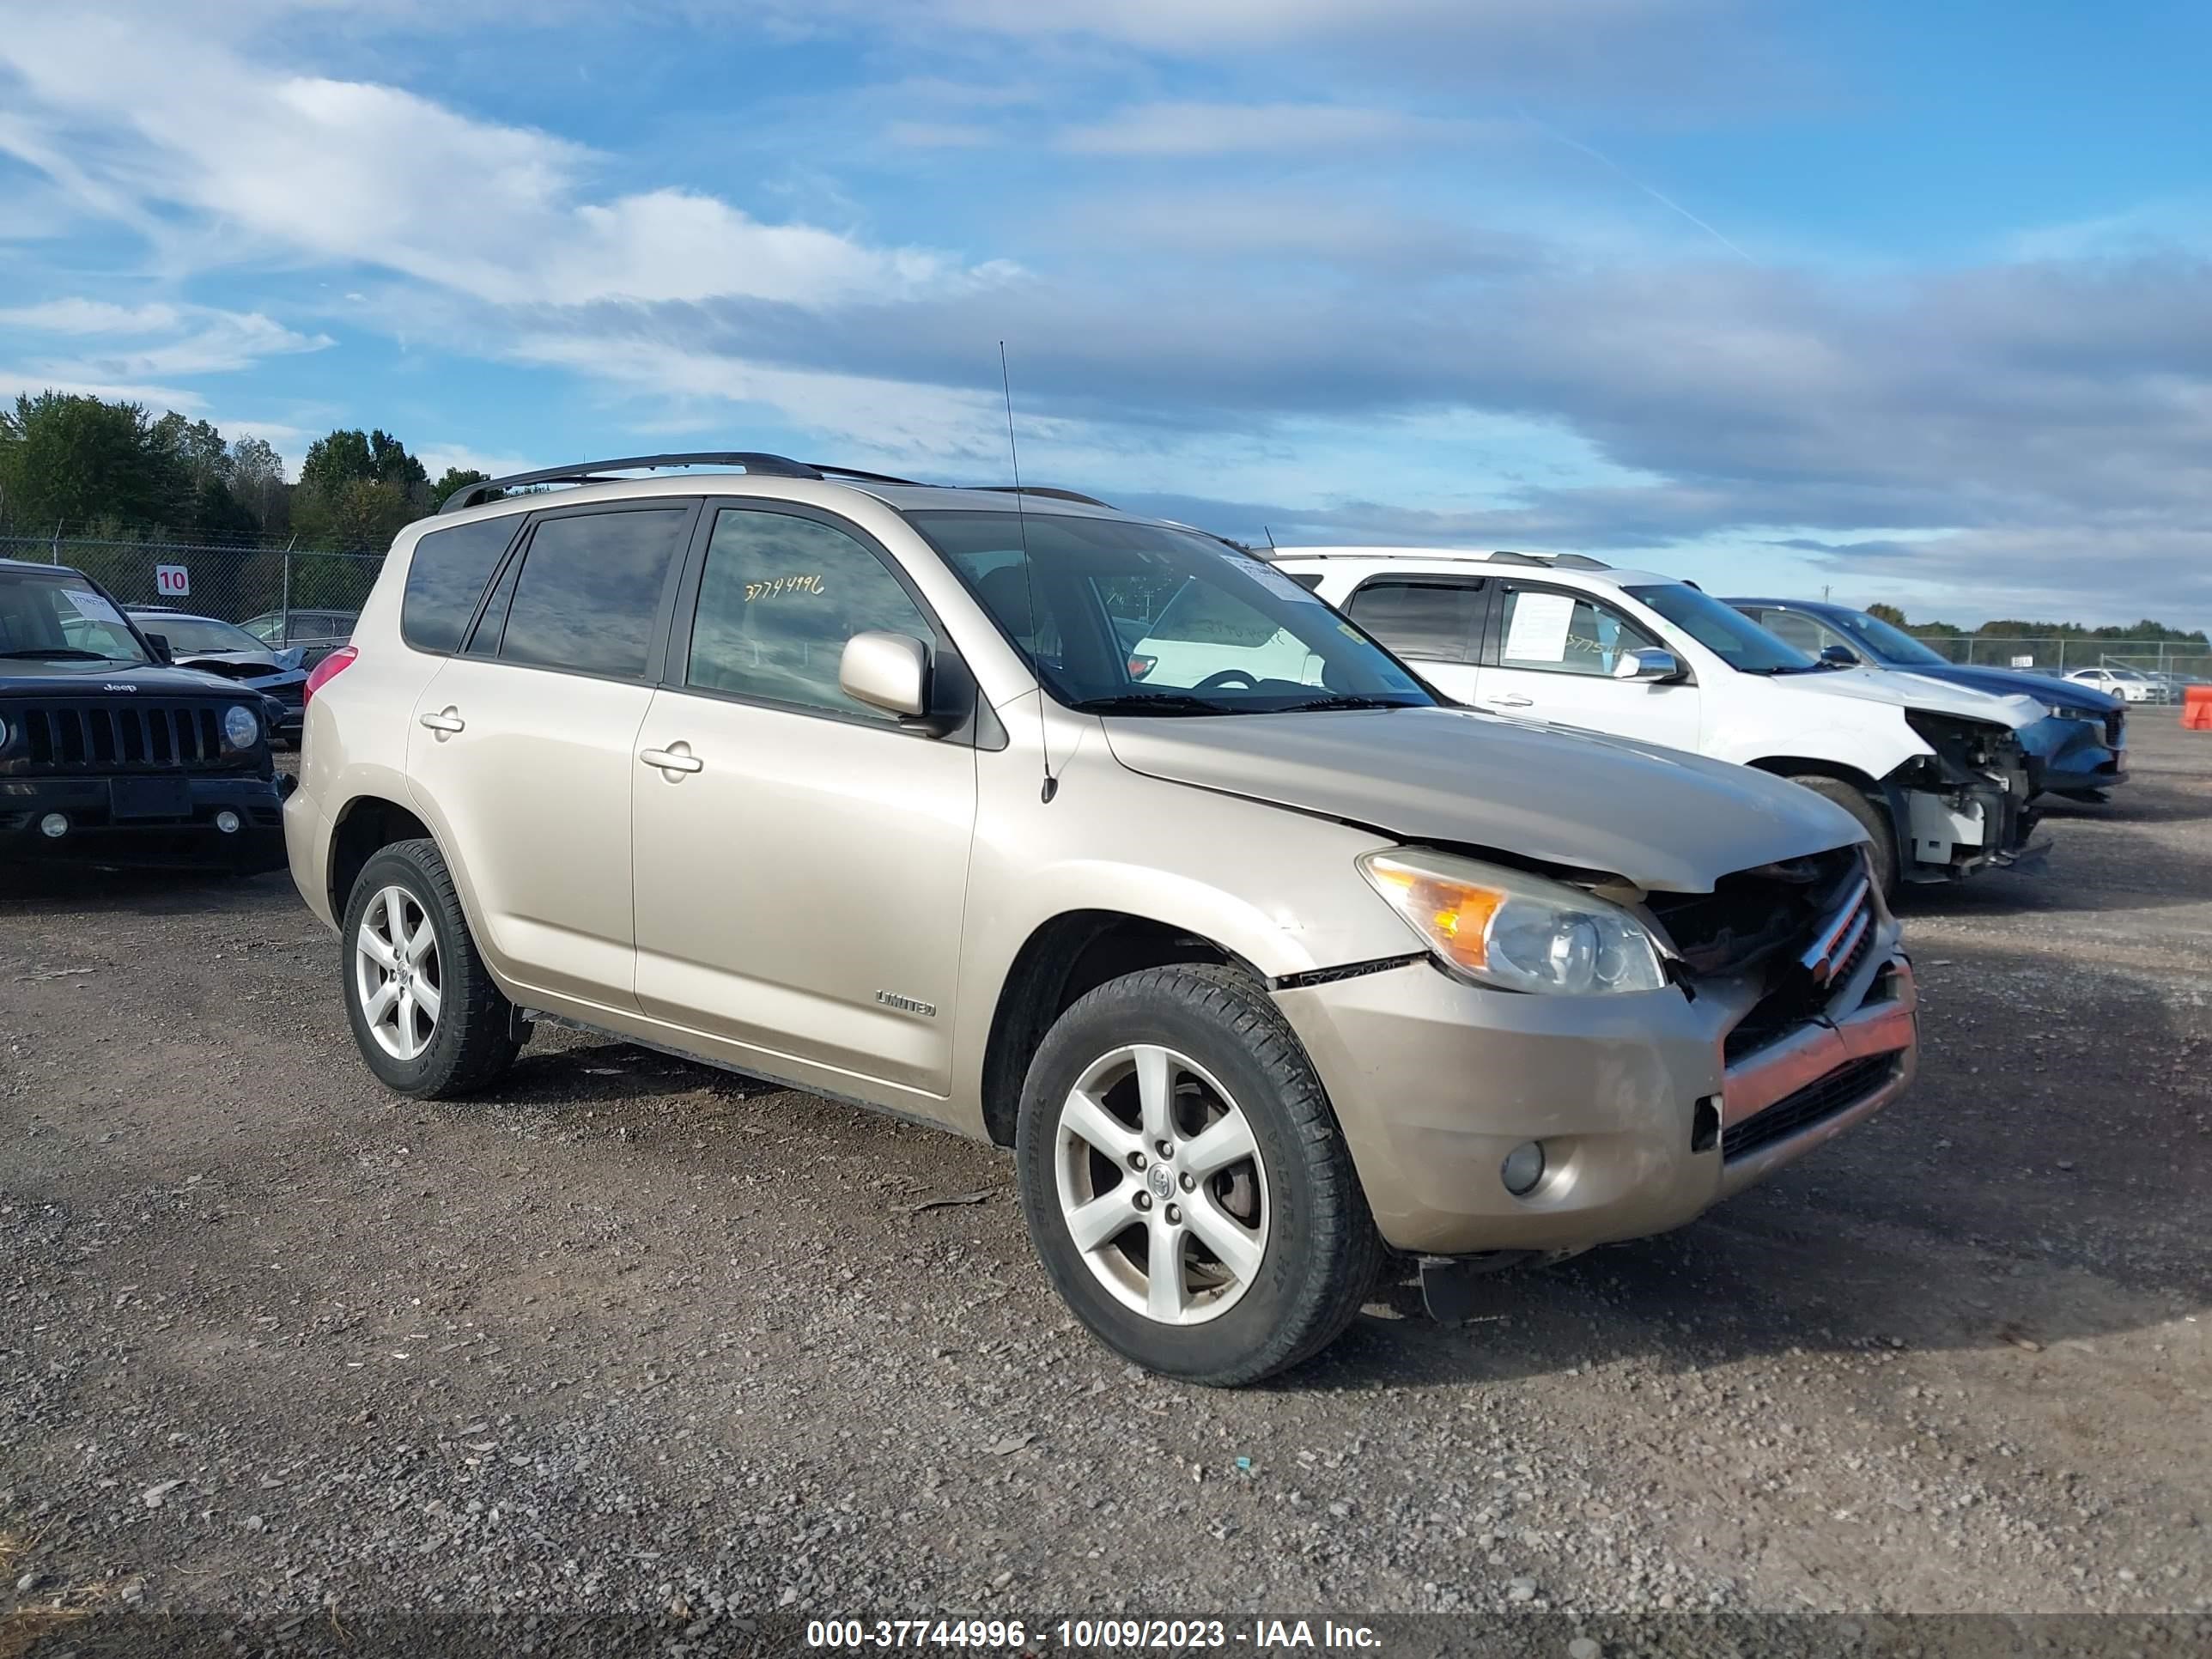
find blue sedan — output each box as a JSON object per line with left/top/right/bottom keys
{"left": 1726, "top": 598, "right": 2127, "bottom": 802}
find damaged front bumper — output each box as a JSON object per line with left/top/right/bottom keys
{"left": 1897, "top": 775, "right": 2047, "bottom": 882}
{"left": 1891, "top": 715, "right": 2047, "bottom": 883}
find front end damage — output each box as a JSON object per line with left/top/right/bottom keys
{"left": 1888, "top": 710, "right": 2045, "bottom": 882}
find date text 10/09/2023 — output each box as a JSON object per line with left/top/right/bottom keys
{"left": 805, "top": 1620, "right": 1384, "bottom": 1651}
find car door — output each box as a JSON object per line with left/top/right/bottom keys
{"left": 630, "top": 502, "right": 978, "bottom": 1097}
{"left": 405, "top": 500, "right": 696, "bottom": 1012}
{"left": 1471, "top": 579, "right": 1702, "bottom": 752}
{"left": 1336, "top": 574, "right": 1489, "bottom": 701}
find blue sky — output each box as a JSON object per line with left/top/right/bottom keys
{"left": 3, "top": 0, "right": 2208, "bottom": 625}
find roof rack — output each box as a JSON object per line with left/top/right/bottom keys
{"left": 808, "top": 463, "right": 932, "bottom": 487}
{"left": 1481, "top": 550, "right": 1613, "bottom": 570}
{"left": 438, "top": 453, "right": 1121, "bottom": 515}
{"left": 974, "top": 485, "right": 1116, "bottom": 508}
{"left": 440, "top": 452, "right": 823, "bottom": 514}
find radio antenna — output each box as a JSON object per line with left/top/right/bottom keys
{"left": 1000, "top": 342, "right": 1055, "bottom": 804}
{"left": 1262, "top": 524, "right": 1277, "bottom": 551}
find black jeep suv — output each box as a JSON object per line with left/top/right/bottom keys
{"left": 1, "top": 557, "right": 289, "bottom": 873}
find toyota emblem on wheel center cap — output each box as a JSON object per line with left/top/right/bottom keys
{"left": 1148, "top": 1164, "right": 1176, "bottom": 1201}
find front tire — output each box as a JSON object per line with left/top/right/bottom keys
{"left": 1790, "top": 774, "right": 1899, "bottom": 898}
{"left": 341, "top": 838, "right": 522, "bottom": 1098}
{"left": 1015, "top": 964, "right": 1382, "bottom": 1386}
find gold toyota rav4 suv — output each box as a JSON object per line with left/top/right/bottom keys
{"left": 286, "top": 453, "right": 1917, "bottom": 1384}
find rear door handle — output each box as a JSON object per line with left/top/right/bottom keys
{"left": 419, "top": 708, "right": 465, "bottom": 734}
{"left": 640, "top": 744, "right": 703, "bottom": 775}
{"left": 1486, "top": 694, "right": 1535, "bottom": 708}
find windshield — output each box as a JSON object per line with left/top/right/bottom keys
{"left": 138, "top": 615, "right": 263, "bottom": 654}
{"left": 0, "top": 569, "right": 150, "bottom": 664}
{"left": 908, "top": 512, "right": 1433, "bottom": 714}
{"left": 1626, "top": 584, "right": 1820, "bottom": 673}
{"left": 1832, "top": 609, "right": 1950, "bottom": 666}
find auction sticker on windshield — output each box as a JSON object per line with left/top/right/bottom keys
{"left": 58, "top": 586, "right": 130, "bottom": 625}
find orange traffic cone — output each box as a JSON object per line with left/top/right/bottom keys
{"left": 2184, "top": 684, "right": 2212, "bottom": 731}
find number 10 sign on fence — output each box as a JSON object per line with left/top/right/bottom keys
{"left": 155, "top": 563, "right": 191, "bottom": 599}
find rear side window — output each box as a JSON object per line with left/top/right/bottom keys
{"left": 401, "top": 518, "right": 518, "bottom": 654}
{"left": 498, "top": 508, "right": 690, "bottom": 679}
{"left": 1345, "top": 579, "right": 1486, "bottom": 662}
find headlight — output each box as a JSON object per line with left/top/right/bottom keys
{"left": 222, "top": 705, "right": 260, "bottom": 749}
{"left": 1358, "top": 848, "right": 1668, "bottom": 995}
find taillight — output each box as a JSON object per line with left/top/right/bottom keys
{"left": 1127, "top": 654, "right": 1158, "bottom": 680}
{"left": 302, "top": 645, "right": 358, "bottom": 706}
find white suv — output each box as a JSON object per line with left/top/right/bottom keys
{"left": 1261, "top": 548, "right": 2050, "bottom": 894}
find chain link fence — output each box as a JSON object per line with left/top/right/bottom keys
{"left": 1913, "top": 635, "right": 2212, "bottom": 684}
{"left": 1, "top": 532, "right": 384, "bottom": 635}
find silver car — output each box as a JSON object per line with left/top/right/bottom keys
{"left": 283, "top": 454, "right": 1917, "bottom": 1385}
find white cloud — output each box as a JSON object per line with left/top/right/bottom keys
{"left": 0, "top": 14, "right": 988, "bottom": 312}
{"left": 884, "top": 121, "right": 997, "bottom": 149}
{"left": 1060, "top": 100, "right": 1484, "bottom": 157}
{"left": 0, "top": 297, "right": 330, "bottom": 380}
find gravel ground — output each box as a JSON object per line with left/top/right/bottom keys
{"left": 2, "top": 726, "right": 2207, "bottom": 1652}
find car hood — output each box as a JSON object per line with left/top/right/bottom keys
{"left": 1101, "top": 706, "right": 1863, "bottom": 894}
{"left": 1777, "top": 665, "right": 2048, "bottom": 727}
{"left": 1871, "top": 661, "right": 2119, "bottom": 714}
{"left": 173, "top": 653, "right": 303, "bottom": 685}
{"left": 0, "top": 657, "right": 262, "bottom": 697}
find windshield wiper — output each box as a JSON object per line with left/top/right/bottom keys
{"left": 0, "top": 647, "right": 126, "bottom": 661}
{"left": 1070, "top": 693, "right": 1234, "bottom": 716}
{"left": 1279, "top": 696, "right": 1419, "bottom": 712}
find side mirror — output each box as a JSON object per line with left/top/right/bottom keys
{"left": 143, "top": 632, "right": 173, "bottom": 664}
{"left": 1612, "top": 647, "right": 1682, "bottom": 684}
{"left": 840, "top": 630, "right": 931, "bottom": 720}
{"left": 1820, "top": 644, "right": 1859, "bottom": 666}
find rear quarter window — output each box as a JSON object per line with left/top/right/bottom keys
{"left": 401, "top": 517, "right": 520, "bottom": 654}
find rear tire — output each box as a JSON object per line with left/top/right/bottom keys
{"left": 1015, "top": 964, "right": 1382, "bottom": 1387}
{"left": 1789, "top": 775, "right": 1899, "bottom": 898}
{"left": 341, "top": 838, "right": 522, "bottom": 1098}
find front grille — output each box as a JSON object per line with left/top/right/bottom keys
{"left": 1645, "top": 845, "right": 1861, "bottom": 979}
{"left": 1723, "top": 1054, "right": 1897, "bottom": 1161}
{"left": 15, "top": 702, "right": 227, "bottom": 772}
{"left": 1681, "top": 853, "right": 1878, "bottom": 1064}
{"left": 2106, "top": 709, "right": 2126, "bottom": 749}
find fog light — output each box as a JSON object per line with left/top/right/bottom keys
{"left": 216, "top": 810, "right": 241, "bottom": 835}
{"left": 1501, "top": 1140, "right": 1546, "bottom": 1197}
{"left": 40, "top": 812, "right": 70, "bottom": 838}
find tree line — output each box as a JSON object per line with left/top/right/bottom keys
{"left": 0, "top": 390, "right": 494, "bottom": 553}
{"left": 1865, "top": 603, "right": 2207, "bottom": 647}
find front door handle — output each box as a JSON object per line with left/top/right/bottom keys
{"left": 419, "top": 708, "right": 465, "bottom": 734}
{"left": 1486, "top": 693, "right": 1535, "bottom": 708}
{"left": 640, "top": 743, "right": 703, "bottom": 776}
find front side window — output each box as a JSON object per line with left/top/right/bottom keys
{"left": 685, "top": 508, "right": 938, "bottom": 720}
{"left": 1828, "top": 608, "right": 1950, "bottom": 666}
{"left": 498, "top": 507, "right": 689, "bottom": 679}
{"left": 0, "top": 571, "right": 148, "bottom": 664}
{"left": 1496, "top": 585, "right": 1659, "bottom": 678}
{"left": 1345, "top": 578, "right": 1486, "bottom": 663}
{"left": 1751, "top": 607, "right": 1842, "bottom": 658}
{"left": 909, "top": 512, "right": 1431, "bottom": 714}
{"left": 402, "top": 517, "right": 520, "bottom": 654}
{"left": 1626, "top": 583, "right": 1818, "bottom": 674}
